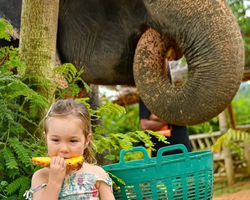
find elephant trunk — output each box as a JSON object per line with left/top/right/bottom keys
{"left": 134, "top": 0, "right": 244, "bottom": 125}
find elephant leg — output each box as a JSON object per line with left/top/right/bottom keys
{"left": 134, "top": 0, "right": 244, "bottom": 125}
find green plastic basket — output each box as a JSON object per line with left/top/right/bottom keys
{"left": 103, "top": 144, "right": 214, "bottom": 200}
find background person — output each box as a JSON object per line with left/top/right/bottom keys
{"left": 139, "top": 98, "right": 192, "bottom": 157}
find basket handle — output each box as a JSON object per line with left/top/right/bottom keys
{"left": 119, "top": 147, "right": 150, "bottom": 164}
{"left": 156, "top": 144, "right": 191, "bottom": 165}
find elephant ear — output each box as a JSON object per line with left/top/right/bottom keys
{"left": 134, "top": 0, "right": 244, "bottom": 126}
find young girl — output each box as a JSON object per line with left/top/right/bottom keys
{"left": 24, "top": 99, "right": 115, "bottom": 200}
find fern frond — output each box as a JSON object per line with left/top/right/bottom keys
{"left": 61, "top": 84, "right": 81, "bottom": 97}
{"left": 1, "top": 147, "right": 18, "bottom": 169}
{"left": 92, "top": 124, "right": 105, "bottom": 135}
{"left": 0, "top": 74, "right": 23, "bottom": 84}
{"left": 78, "top": 77, "right": 91, "bottom": 92}
{"left": 53, "top": 63, "right": 90, "bottom": 94}
{"left": 1, "top": 111, "right": 14, "bottom": 122}
{"left": 109, "top": 138, "right": 120, "bottom": 150}
{"left": 133, "top": 131, "right": 151, "bottom": 141}
{"left": 124, "top": 132, "right": 140, "bottom": 143}
{"left": 8, "top": 123, "right": 26, "bottom": 135}
{"left": 76, "top": 98, "right": 90, "bottom": 106}
{"left": 54, "top": 63, "right": 77, "bottom": 82}
{"left": 5, "top": 176, "right": 30, "bottom": 196}
{"left": 94, "top": 136, "right": 112, "bottom": 154}
{"left": 0, "top": 18, "right": 13, "bottom": 41}
{"left": 22, "top": 140, "right": 47, "bottom": 157}
{"left": 8, "top": 138, "right": 33, "bottom": 167}
{"left": 28, "top": 95, "right": 49, "bottom": 118}
{"left": 111, "top": 133, "right": 133, "bottom": 151}
{"left": 1, "top": 59, "right": 26, "bottom": 76}
{"left": 6, "top": 168, "right": 20, "bottom": 179}
{"left": 16, "top": 110, "right": 37, "bottom": 127}
{"left": 92, "top": 101, "right": 126, "bottom": 119}
{"left": 18, "top": 176, "right": 31, "bottom": 199}
{"left": 0, "top": 71, "right": 17, "bottom": 80}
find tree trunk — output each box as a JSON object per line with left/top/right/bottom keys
{"left": 19, "top": 0, "right": 59, "bottom": 135}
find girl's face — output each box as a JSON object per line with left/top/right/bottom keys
{"left": 46, "top": 115, "right": 91, "bottom": 159}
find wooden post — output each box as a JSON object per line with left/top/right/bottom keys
{"left": 219, "top": 110, "right": 235, "bottom": 185}
{"left": 218, "top": 111, "right": 228, "bottom": 133}
{"left": 227, "top": 103, "right": 236, "bottom": 130}
{"left": 223, "top": 146, "right": 235, "bottom": 185}
{"left": 244, "top": 138, "right": 250, "bottom": 174}
{"left": 237, "top": 126, "right": 250, "bottom": 176}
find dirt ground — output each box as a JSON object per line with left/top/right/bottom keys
{"left": 212, "top": 178, "right": 250, "bottom": 200}
{"left": 213, "top": 189, "right": 250, "bottom": 200}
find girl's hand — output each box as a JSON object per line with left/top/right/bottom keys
{"left": 48, "top": 156, "right": 66, "bottom": 184}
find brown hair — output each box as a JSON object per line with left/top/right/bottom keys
{"left": 44, "top": 99, "right": 96, "bottom": 164}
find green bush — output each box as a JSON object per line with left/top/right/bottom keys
{"left": 232, "top": 82, "right": 250, "bottom": 125}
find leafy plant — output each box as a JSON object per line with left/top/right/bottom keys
{"left": 0, "top": 19, "right": 48, "bottom": 199}
{"left": 227, "top": 0, "right": 250, "bottom": 66}
{"left": 0, "top": 18, "right": 13, "bottom": 41}
{"left": 231, "top": 82, "right": 250, "bottom": 126}
{"left": 101, "top": 103, "right": 140, "bottom": 134}
{"left": 0, "top": 138, "right": 45, "bottom": 200}
{"left": 188, "top": 117, "right": 220, "bottom": 135}
{"left": 54, "top": 63, "right": 91, "bottom": 99}
{"left": 212, "top": 128, "right": 250, "bottom": 157}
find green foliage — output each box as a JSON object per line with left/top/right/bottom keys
{"left": 90, "top": 100, "right": 126, "bottom": 123}
{"left": 100, "top": 103, "right": 157, "bottom": 162}
{"left": 75, "top": 99, "right": 165, "bottom": 163}
{"left": 212, "top": 128, "right": 250, "bottom": 158}
{"left": 0, "top": 45, "right": 47, "bottom": 199}
{"left": 227, "top": 0, "right": 250, "bottom": 65}
{"left": 54, "top": 63, "right": 91, "bottom": 99}
{"left": 101, "top": 102, "right": 139, "bottom": 133}
{"left": 0, "top": 58, "right": 91, "bottom": 199}
{"left": 0, "top": 18, "right": 13, "bottom": 41}
{"left": 231, "top": 83, "right": 250, "bottom": 125}
{"left": 0, "top": 135, "right": 46, "bottom": 199}
{"left": 232, "top": 98, "right": 250, "bottom": 125}
{"left": 0, "top": 46, "right": 25, "bottom": 75}
{"left": 0, "top": 52, "right": 48, "bottom": 137}
{"left": 188, "top": 117, "right": 219, "bottom": 135}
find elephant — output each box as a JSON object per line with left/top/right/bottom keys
{"left": 0, "top": 0, "right": 245, "bottom": 126}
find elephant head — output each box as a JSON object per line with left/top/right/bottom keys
{"left": 133, "top": 0, "right": 244, "bottom": 125}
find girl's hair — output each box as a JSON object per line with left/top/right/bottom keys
{"left": 44, "top": 99, "right": 96, "bottom": 164}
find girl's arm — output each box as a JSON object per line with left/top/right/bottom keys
{"left": 31, "top": 156, "right": 66, "bottom": 200}
{"left": 98, "top": 181, "right": 115, "bottom": 200}
{"left": 95, "top": 167, "right": 115, "bottom": 200}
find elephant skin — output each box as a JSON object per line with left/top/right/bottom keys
{"left": 0, "top": 0, "right": 245, "bottom": 125}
